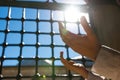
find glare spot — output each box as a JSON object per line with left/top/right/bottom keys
{"left": 64, "top": 6, "right": 80, "bottom": 22}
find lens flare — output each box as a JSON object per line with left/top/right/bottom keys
{"left": 64, "top": 6, "right": 80, "bottom": 22}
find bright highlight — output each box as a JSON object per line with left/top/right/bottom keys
{"left": 64, "top": 6, "right": 80, "bottom": 22}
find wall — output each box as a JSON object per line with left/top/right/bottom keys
{"left": 91, "top": 5, "right": 120, "bottom": 51}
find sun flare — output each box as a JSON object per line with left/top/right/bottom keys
{"left": 64, "top": 6, "right": 89, "bottom": 34}
{"left": 64, "top": 6, "right": 80, "bottom": 22}
{"left": 64, "top": 6, "right": 89, "bottom": 23}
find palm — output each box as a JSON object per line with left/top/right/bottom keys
{"left": 59, "top": 16, "right": 100, "bottom": 61}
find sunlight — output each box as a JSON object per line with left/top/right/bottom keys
{"left": 64, "top": 6, "right": 89, "bottom": 22}
{"left": 64, "top": 6, "right": 80, "bottom": 22}
{"left": 64, "top": 6, "right": 89, "bottom": 34}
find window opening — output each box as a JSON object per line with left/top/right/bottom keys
{"left": 0, "top": 0, "right": 93, "bottom": 80}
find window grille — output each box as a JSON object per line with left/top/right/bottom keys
{"left": 0, "top": 0, "right": 93, "bottom": 80}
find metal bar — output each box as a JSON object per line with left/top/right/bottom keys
{"left": 0, "top": 1, "right": 88, "bottom": 12}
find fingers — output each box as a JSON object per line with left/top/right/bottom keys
{"left": 58, "top": 22, "right": 73, "bottom": 47}
{"left": 80, "top": 16, "right": 94, "bottom": 37}
{"left": 58, "top": 22, "right": 90, "bottom": 59}
{"left": 58, "top": 22, "right": 68, "bottom": 36}
{"left": 58, "top": 18, "right": 99, "bottom": 61}
{"left": 58, "top": 22, "right": 80, "bottom": 38}
{"left": 60, "top": 51, "right": 89, "bottom": 78}
{"left": 58, "top": 22, "right": 84, "bottom": 46}
{"left": 59, "top": 16, "right": 94, "bottom": 38}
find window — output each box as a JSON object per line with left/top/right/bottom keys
{"left": 0, "top": 0, "right": 93, "bottom": 80}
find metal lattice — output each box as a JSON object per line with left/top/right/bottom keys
{"left": 0, "top": 0, "right": 93, "bottom": 80}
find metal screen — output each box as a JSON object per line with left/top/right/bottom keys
{"left": 0, "top": 0, "right": 93, "bottom": 80}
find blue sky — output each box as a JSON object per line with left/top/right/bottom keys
{"left": 0, "top": 0, "right": 88, "bottom": 66}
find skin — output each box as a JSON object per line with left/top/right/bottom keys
{"left": 58, "top": 16, "right": 101, "bottom": 78}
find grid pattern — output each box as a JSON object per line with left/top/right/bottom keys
{"left": 0, "top": 0, "right": 93, "bottom": 80}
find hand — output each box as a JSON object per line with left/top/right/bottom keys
{"left": 60, "top": 52, "right": 104, "bottom": 79}
{"left": 60, "top": 51, "right": 89, "bottom": 78}
{"left": 59, "top": 16, "right": 100, "bottom": 61}
{"left": 59, "top": 16, "right": 101, "bottom": 79}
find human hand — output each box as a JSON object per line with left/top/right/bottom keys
{"left": 60, "top": 51, "right": 89, "bottom": 78}
{"left": 58, "top": 16, "right": 100, "bottom": 61}
{"left": 60, "top": 52, "right": 104, "bottom": 79}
